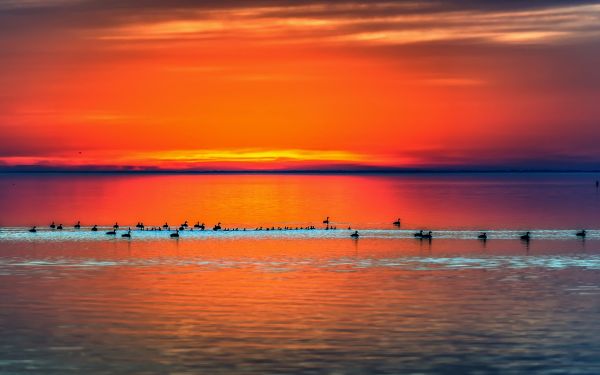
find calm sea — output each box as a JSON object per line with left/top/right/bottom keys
{"left": 1, "top": 173, "right": 599, "bottom": 374}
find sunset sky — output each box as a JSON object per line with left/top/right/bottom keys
{"left": 1, "top": 0, "right": 600, "bottom": 171}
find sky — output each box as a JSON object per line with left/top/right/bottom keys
{"left": 1, "top": 0, "right": 600, "bottom": 171}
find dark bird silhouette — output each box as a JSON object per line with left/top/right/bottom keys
{"left": 576, "top": 230, "right": 587, "bottom": 238}
{"left": 478, "top": 232, "right": 487, "bottom": 240}
{"left": 91, "top": 225, "right": 98, "bottom": 232}
{"left": 323, "top": 217, "right": 330, "bottom": 225}
{"left": 170, "top": 229, "right": 180, "bottom": 238}
{"left": 29, "top": 226, "right": 37, "bottom": 233}
{"left": 181, "top": 221, "right": 188, "bottom": 228}
{"left": 213, "top": 222, "right": 222, "bottom": 231}
{"left": 194, "top": 221, "right": 201, "bottom": 229}
{"left": 163, "top": 222, "right": 169, "bottom": 229}
{"left": 113, "top": 222, "right": 119, "bottom": 230}
{"left": 106, "top": 228, "right": 117, "bottom": 235}
{"left": 421, "top": 231, "right": 433, "bottom": 239}
{"left": 57, "top": 224, "right": 63, "bottom": 230}
{"left": 414, "top": 230, "right": 424, "bottom": 238}
{"left": 50, "top": 221, "right": 56, "bottom": 229}
{"left": 393, "top": 218, "right": 401, "bottom": 226}
{"left": 74, "top": 221, "right": 81, "bottom": 229}
{"left": 121, "top": 228, "right": 131, "bottom": 238}
{"left": 520, "top": 231, "right": 531, "bottom": 241}
{"left": 350, "top": 230, "right": 360, "bottom": 238}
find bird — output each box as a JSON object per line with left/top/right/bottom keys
{"left": 29, "top": 226, "right": 37, "bottom": 233}
{"left": 478, "top": 232, "right": 487, "bottom": 240}
{"left": 350, "top": 230, "right": 360, "bottom": 238}
{"left": 179, "top": 225, "right": 185, "bottom": 231}
{"left": 213, "top": 222, "right": 222, "bottom": 231}
{"left": 50, "top": 221, "right": 56, "bottom": 229}
{"left": 163, "top": 222, "right": 169, "bottom": 229}
{"left": 91, "top": 225, "right": 98, "bottom": 232}
{"left": 113, "top": 222, "right": 119, "bottom": 230}
{"left": 181, "top": 221, "right": 188, "bottom": 228}
{"left": 323, "top": 217, "right": 330, "bottom": 225}
{"left": 414, "top": 230, "right": 424, "bottom": 238}
{"left": 121, "top": 228, "right": 131, "bottom": 238}
{"left": 57, "top": 224, "right": 63, "bottom": 230}
{"left": 520, "top": 231, "right": 531, "bottom": 241}
{"left": 74, "top": 221, "right": 81, "bottom": 229}
{"left": 194, "top": 221, "right": 201, "bottom": 228}
{"left": 106, "top": 228, "right": 117, "bottom": 235}
{"left": 421, "top": 231, "right": 433, "bottom": 239}
{"left": 576, "top": 230, "right": 587, "bottom": 238}
{"left": 170, "top": 229, "right": 180, "bottom": 238}
{"left": 393, "top": 218, "right": 401, "bottom": 226}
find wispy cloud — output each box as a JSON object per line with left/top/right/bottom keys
{"left": 92, "top": 2, "right": 600, "bottom": 46}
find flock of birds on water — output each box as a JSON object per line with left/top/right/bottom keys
{"left": 23, "top": 217, "right": 590, "bottom": 241}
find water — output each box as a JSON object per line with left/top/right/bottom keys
{"left": 1, "top": 173, "right": 600, "bottom": 374}
{"left": 1, "top": 172, "right": 600, "bottom": 229}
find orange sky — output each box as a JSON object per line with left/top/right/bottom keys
{"left": 1, "top": 1, "right": 600, "bottom": 170}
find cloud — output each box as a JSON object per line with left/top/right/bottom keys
{"left": 85, "top": 2, "right": 600, "bottom": 46}
{"left": 2, "top": 1, "right": 600, "bottom": 47}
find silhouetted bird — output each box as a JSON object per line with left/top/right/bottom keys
{"left": 478, "top": 232, "right": 487, "bottom": 240}
{"left": 520, "top": 231, "right": 531, "bottom": 241}
{"left": 163, "top": 222, "right": 169, "bottom": 229}
{"left": 106, "top": 228, "right": 117, "bottom": 235}
{"left": 421, "top": 231, "right": 433, "bottom": 239}
{"left": 323, "top": 217, "right": 330, "bottom": 224}
{"left": 213, "top": 222, "right": 222, "bottom": 231}
{"left": 29, "top": 226, "right": 37, "bottom": 233}
{"left": 50, "top": 221, "right": 56, "bottom": 229}
{"left": 121, "top": 228, "right": 131, "bottom": 238}
{"left": 91, "top": 225, "right": 98, "bottom": 232}
{"left": 414, "top": 230, "right": 424, "bottom": 238}
{"left": 576, "top": 230, "right": 587, "bottom": 238}
{"left": 170, "top": 229, "right": 180, "bottom": 238}
{"left": 57, "top": 224, "right": 63, "bottom": 230}
{"left": 350, "top": 230, "right": 359, "bottom": 238}
{"left": 113, "top": 222, "right": 119, "bottom": 230}
{"left": 74, "top": 221, "right": 81, "bottom": 229}
{"left": 393, "top": 218, "right": 401, "bottom": 226}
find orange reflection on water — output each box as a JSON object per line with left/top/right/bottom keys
{"left": 1, "top": 173, "right": 599, "bottom": 229}
{"left": 1, "top": 236, "right": 600, "bottom": 373}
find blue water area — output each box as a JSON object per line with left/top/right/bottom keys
{"left": 1, "top": 227, "right": 599, "bottom": 241}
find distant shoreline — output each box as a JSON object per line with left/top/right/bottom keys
{"left": 1, "top": 169, "right": 600, "bottom": 175}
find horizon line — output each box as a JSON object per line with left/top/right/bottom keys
{"left": 1, "top": 167, "right": 600, "bottom": 175}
